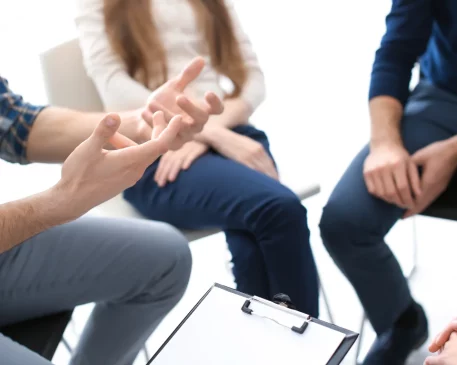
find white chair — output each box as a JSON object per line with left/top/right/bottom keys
{"left": 40, "top": 38, "right": 328, "bottom": 360}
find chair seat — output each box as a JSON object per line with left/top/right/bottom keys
{"left": 0, "top": 311, "right": 73, "bottom": 360}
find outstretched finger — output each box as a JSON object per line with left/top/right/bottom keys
{"left": 151, "top": 111, "right": 168, "bottom": 139}
{"left": 176, "top": 95, "right": 209, "bottom": 125}
{"left": 430, "top": 320, "right": 457, "bottom": 352}
{"left": 174, "top": 57, "right": 205, "bottom": 91}
{"left": 137, "top": 115, "right": 184, "bottom": 161}
{"left": 204, "top": 92, "right": 224, "bottom": 115}
{"left": 146, "top": 100, "right": 176, "bottom": 122}
{"left": 90, "top": 114, "right": 122, "bottom": 151}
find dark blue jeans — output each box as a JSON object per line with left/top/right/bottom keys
{"left": 320, "top": 81, "right": 457, "bottom": 335}
{"left": 124, "top": 125, "right": 319, "bottom": 316}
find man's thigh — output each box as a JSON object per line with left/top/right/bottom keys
{"left": 0, "top": 216, "right": 187, "bottom": 326}
{"left": 0, "top": 334, "right": 50, "bottom": 365}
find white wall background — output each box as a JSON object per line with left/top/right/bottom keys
{"left": 3, "top": 2, "right": 456, "bottom": 365}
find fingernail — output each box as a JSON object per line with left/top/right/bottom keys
{"left": 105, "top": 117, "right": 116, "bottom": 127}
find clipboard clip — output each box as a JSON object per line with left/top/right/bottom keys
{"left": 241, "top": 298, "right": 310, "bottom": 334}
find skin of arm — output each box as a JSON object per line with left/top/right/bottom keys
{"left": 26, "top": 107, "right": 143, "bottom": 162}
{"left": 0, "top": 188, "right": 71, "bottom": 254}
{"left": 368, "top": 0, "right": 433, "bottom": 148}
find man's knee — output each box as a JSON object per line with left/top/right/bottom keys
{"left": 319, "top": 199, "right": 351, "bottom": 248}
{"left": 150, "top": 224, "right": 192, "bottom": 297}
{"left": 319, "top": 194, "right": 388, "bottom": 257}
{"left": 126, "top": 221, "right": 192, "bottom": 304}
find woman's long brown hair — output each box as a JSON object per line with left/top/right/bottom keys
{"left": 103, "top": 0, "right": 248, "bottom": 97}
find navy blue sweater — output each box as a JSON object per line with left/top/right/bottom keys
{"left": 370, "top": 0, "right": 457, "bottom": 104}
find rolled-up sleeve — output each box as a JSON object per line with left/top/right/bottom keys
{"left": 0, "top": 77, "right": 45, "bottom": 164}
{"left": 369, "top": 0, "right": 433, "bottom": 105}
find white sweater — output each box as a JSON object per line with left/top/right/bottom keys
{"left": 74, "top": 0, "right": 266, "bottom": 112}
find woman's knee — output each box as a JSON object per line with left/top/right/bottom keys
{"left": 251, "top": 187, "right": 308, "bottom": 235}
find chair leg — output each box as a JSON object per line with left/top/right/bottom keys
{"left": 143, "top": 345, "right": 150, "bottom": 362}
{"left": 408, "top": 216, "right": 419, "bottom": 280}
{"left": 354, "top": 312, "right": 367, "bottom": 365}
{"left": 61, "top": 336, "right": 73, "bottom": 354}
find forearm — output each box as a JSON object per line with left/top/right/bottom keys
{"left": 0, "top": 187, "right": 70, "bottom": 254}
{"left": 26, "top": 107, "right": 140, "bottom": 163}
{"left": 195, "top": 97, "right": 251, "bottom": 145}
{"left": 369, "top": 96, "right": 404, "bottom": 148}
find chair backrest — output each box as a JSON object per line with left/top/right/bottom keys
{"left": 39, "top": 38, "right": 103, "bottom": 112}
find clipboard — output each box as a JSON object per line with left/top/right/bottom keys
{"left": 146, "top": 284, "right": 358, "bottom": 365}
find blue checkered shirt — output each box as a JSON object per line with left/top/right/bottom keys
{"left": 0, "top": 76, "right": 45, "bottom": 164}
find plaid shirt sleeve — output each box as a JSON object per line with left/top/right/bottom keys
{"left": 0, "top": 76, "right": 46, "bottom": 164}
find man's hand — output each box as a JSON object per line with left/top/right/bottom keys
{"left": 425, "top": 332, "right": 457, "bottom": 365}
{"left": 142, "top": 57, "right": 224, "bottom": 150}
{"left": 363, "top": 143, "right": 421, "bottom": 208}
{"left": 56, "top": 112, "right": 186, "bottom": 219}
{"left": 154, "top": 141, "right": 209, "bottom": 187}
{"left": 429, "top": 319, "right": 457, "bottom": 354}
{"left": 404, "top": 140, "right": 457, "bottom": 218}
{"left": 210, "top": 127, "right": 278, "bottom": 180}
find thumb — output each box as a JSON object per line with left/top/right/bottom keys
{"left": 411, "top": 148, "right": 428, "bottom": 165}
{"left": 151, "top": 111, "right": 168, "bottom": 139}
{"left": 90, "top": 114, "right": 121, "bottom": 149}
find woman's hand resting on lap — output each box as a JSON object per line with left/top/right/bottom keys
{"left": 154, "top": 141, "right": 209, "bottom": 187}
{"left": 211, "top": 127, "right": 278, "bottom": 180}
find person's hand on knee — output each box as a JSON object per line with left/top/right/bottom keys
{"left": 154, "top": 140, "right": 209, "bottom": 187}
{"left": 363, "top": 142, "right": 421, "bottom": 209}
{"left": 429, "top": 319, "right": 457, "bottom": 354}
{"left": 403, "top": 139, "right": 457, "bottom": 218}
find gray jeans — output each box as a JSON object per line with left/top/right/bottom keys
{"left": 0, "top": 216, "right": 192, "bottom": 365}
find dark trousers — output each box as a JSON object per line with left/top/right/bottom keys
{"left": 125, "top": 125, "right": 319, "bottom": 316}
{"left": 320, "top": 81, "right": 457, "bottom": 334}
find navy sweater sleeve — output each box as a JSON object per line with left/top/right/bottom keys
{"left": 369, "top": 0, "right": 434, "bottom": 104}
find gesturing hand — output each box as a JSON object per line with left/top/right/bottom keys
{"left": 154, "top": 141, "right": 209, "bottom": 187}
{"left": 425, "top": 332, "right": 457, "bottom": 365}
{"left": 404, "top": 140, "right": 457, "bottom": 218}
{"left": 363, "top": 143, "right": 421, "bottom": 208}
{"left": 429, "top": 319, "right": 457, "bottom": 354}
{"left": 57, "top": 112, "right": 185, "bottom": 219}
{"left": 142, "top": 57, "right": 224, "bottom": 150}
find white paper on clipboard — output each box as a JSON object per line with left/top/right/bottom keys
{"left": 151, "top": 286, "right": 346, "bottom": 365}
